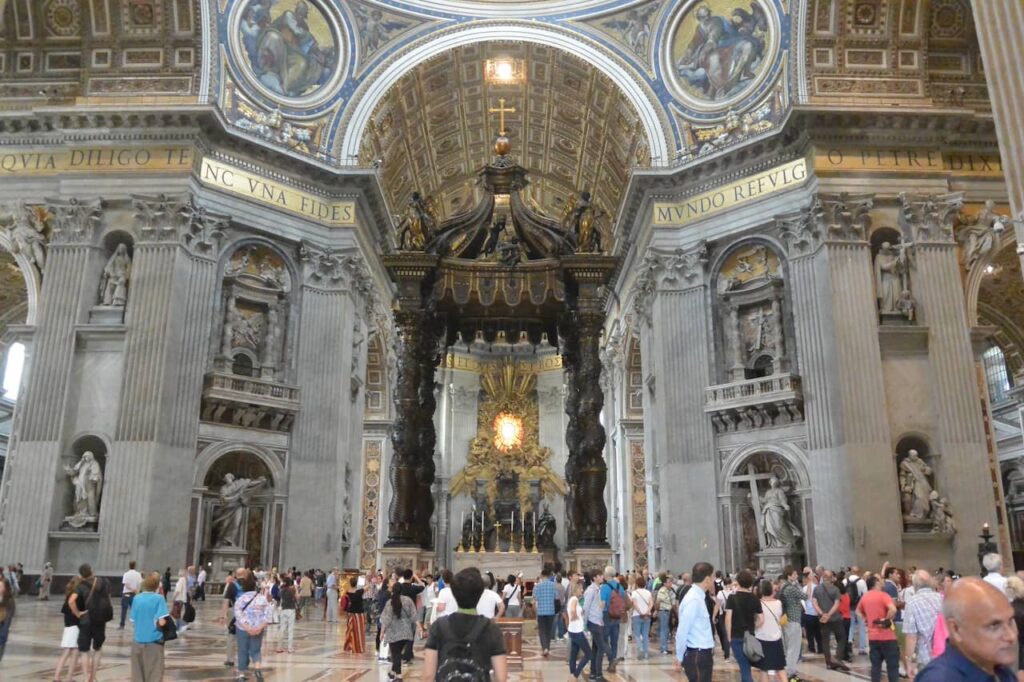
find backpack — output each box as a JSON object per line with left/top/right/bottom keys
{"left": 607, "top": 584, "right": 628, "bottom": 620}
{"left": 847, "top": 579, "right": 863, "bottom": 610}
{"left": 435, "top": 616, "right": 491, "bottom": 682}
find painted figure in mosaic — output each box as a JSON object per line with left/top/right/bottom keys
{"left": 245, "top": 0, "right": 337, "bottom": 98}
{"left": 676, "top": 3, "right": 768, "bottom": 100}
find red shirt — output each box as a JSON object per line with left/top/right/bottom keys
{"left": 838, "top": 592, "right": 851, "bottom": 619}
{"left": 858, "top": 589, "right": 897, "bottom": 641}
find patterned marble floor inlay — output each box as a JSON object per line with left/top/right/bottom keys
{"left": 1, "top": 600, "right": 878, "bottom": 680}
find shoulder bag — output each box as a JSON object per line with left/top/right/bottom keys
{"left": 741, "top": 597, "right": 764, "bottom": 663}
{"left": 76, "top": 578, "right": 99, "bottom": 628}
{"left": 229, "top": 593, "right": 256, "bottom": 635}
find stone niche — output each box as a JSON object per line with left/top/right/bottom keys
{"left": 201, "top": 243, "right": 299, "bottom": 432}
{"left": 88, "top": 230, "right": 134, "bottom": 325}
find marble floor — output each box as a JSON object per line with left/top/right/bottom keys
{"left": 1, "top": 600, "right": 882, "bottom": 681}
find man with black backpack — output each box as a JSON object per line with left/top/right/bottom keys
{"left": 422, "top": 567, "right": 508, "bottom": 682}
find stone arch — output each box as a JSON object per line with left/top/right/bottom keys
{"left": 0, "top": 229, "right": 40, "bottom": 327}
{"left": 338, "top": 21, "right": 670, "bottom": 164}
{"left": 965, "top": 231, "right": 1017, "bottom": 326}
{"left": 193, "top": 441, "right": 285, "bottom": 491}
{"left": 721, "top": 441, "right": 811, "bottom": 492}
{"left": 709, "top": 236, "right": 789, "bottom": 290}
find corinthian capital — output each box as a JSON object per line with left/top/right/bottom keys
{"left": 131, "top": 193, "right": 189, "bottom": 244}
{"left": 819, "top": 192, "right": 873, "bottom": 243}
{"left": 179, "top": 197, "right": 229, "bottom": 257}
{"left": 629, "top": 241, "right": 709, "bottom": 325}
{"left": 899, "top": 191, "right": 963, "bottom": 244}
{"left": 47, "top": 197, "right": 103, "bottom": 245}
{"left": 299, "top": 241, "right": 365, "bottom": 291}
{"left": 776, "top": 204, "right": 823, "bottom": 256}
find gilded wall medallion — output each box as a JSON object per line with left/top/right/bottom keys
{"left": 665, "top": 0, "right": 781, "bottom": 114}
{"left": 229, "top": 0, "right": 345, "bottom": 107}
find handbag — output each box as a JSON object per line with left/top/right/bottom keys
{"left": 743, "top": 630, "right": 764, "bottom": 663}
{"left": 160, "top": 615, "right": 178, "bottom": 643}
{"left": 183, "top": 601, "right": 196, "bottom": 624}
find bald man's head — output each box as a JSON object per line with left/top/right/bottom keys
{"left": 944, "top": 577, "right": 1017, "bottom": 673}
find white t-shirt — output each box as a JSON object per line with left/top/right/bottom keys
{"left": 631, "top": 588, "right": 653, "bottom": 617}
{"left": 755, "top": 599, "right": 783, "bottom": 642}
{"left": 567, "top": 595, "right": 584, "bottom": 634}
{"left": 197, "top": 569, "right": 207, "bottom": 585}
{"left": 477, "top": 588, "right": 504, "bottom": 618}
{"left": 985, "top": 572, "right": 1009, "bottom": 597}
{"left": 433, "top": 586, "right": 458, "bottom": 621}
{"left": 502, "top": 582, "right": 522, "bottom": 606}
{"left": 122, "top": 569, "right": 142, "bottom": 594}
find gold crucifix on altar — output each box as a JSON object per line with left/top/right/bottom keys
{"left": 488, "top": 97, "right": 516, "bottom": 137}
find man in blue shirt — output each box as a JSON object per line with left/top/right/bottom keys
{"left": 533, "top": 568, "right": 557, "bottom": 657}
{"left": 129, "top": 572, "right": 170, "bottom": 681}
{"left": 582, "top": 571, "right": 607, "bottom": 681}
{"left": 599, "top": 567, "right": 626, "bottom": 672}
{"left": 916, "top": 577, "right": 1017, "bottom": 681}
{"left": 673, "top": 562, "right": 716, "bottom": 682}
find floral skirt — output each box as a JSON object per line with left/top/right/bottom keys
{"left": 343, "top": 613, "right": 366, "bottom": 653}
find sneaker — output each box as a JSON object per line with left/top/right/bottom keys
{"left": 224, "top": 660, "right": 234, "bottom": 667}
{"left": 254, "top": 672, "right": 264, "bottom": 682}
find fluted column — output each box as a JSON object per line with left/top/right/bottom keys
{"left": 632, "top": 244, "right": 717, "bottom": 568}
{"left": 0, "top": 198, "right": 101, "bottom": 565}
{"left": 900, "top": 192, "right": 1000, "bottom": 568}
{"left": 285, "top": 244, "right": 366, "bottom": 568}
{"left": 972, "top": 0, "right": 1024, "bottom": 271}
{"left": 98, "top": 196, "right": 226, "bottom": 571}
{"left": 779, "top": 196, "right": 901, "bottom": 568}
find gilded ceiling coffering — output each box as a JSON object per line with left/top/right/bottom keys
{"left": 806, "top": 0, "right": 989, "bottom": 108}
{"left": 0, "top": 0, "right": 201, "bottom": 106}
{"left": 359, "top": 42, "right": 650, "bottom": 232}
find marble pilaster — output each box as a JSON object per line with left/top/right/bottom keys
{"left": 634, "top": 244, "right": 719, "bottom": 571}
{"left": 285, "top": 244, "right": 361, "bottom": 568}
{"left": 900, "top": 192, "right": 1002, "bottom": 568}
{"left": 972, "top": 0, "right": 1024, "bottom": 271}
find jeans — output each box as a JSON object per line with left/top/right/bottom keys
{"left": 869, "top": 639, "right": 900, "bottom": 682}
{"left": 783, "top": 619, "right": 803, "bottom": 675}
{"left": 631, "top": 615, "right": 650, "bottom": 657}
{"left": 682, "top": 648, "right": 713, "bottom": 681}
{"left": 730, "top": 639, "right": 755, "bottom": 682}
{"left": 569, "top": 631, "right": 592, "bottom": 677}
{"left": 235, "top": 629, "right": 264, "bottom": 672}
{"left": 120, "top": 593, "right": 134, "bottom": 628}
{"left": 604, "top": 620, "right": 620, "bottom": 664}
{"left": 587, "top": 622, "right": 606, "bottom": 678}
{"left": 390, "top": 639, "right": 410, "bottom": 675}
{"left": 506, "top": 604, "right": 522, "bottom": 618}
{"left": 658, "top": 610, "right": 671, "bottom": 652}
{"left": 537, "top": 614, "right": 555, "bottom": 652}
{"left": 279, "top": 609, "right": 296, "bottom": 651}
{"left": 715, "top": 615, "right": 730, "bottom": 658}
{"left": 555, "top": 611, "right": 567, "bottom": 639}
{"left": 850, "top": 611, "right": 868, "bottom": 652}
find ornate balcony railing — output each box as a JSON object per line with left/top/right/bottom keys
{"left": 704, "top": 373, "right": 804, "bottom": 433}
{"left": 201, "top": 371, "right": 299, "bottom": 432}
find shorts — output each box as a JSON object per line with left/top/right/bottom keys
{"left": 61, "top": 625, "right": 80, "bottom": 649}
{"left": 78, "top": 622, "right": 106, "bottom": 652}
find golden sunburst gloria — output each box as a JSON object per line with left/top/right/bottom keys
{"left": 493, "top": 412, "right": 524, "bottom": 452}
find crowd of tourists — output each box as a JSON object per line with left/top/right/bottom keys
{"left": 0, "top": 551, "right": 1020, "bottom": 681}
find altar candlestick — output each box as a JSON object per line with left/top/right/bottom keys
{"left": 461, "top": 511, "right": 465, "bottom": 532}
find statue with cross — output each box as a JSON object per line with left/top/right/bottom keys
{"left": 736, "top": 463, "right": 802, "bottom": 550}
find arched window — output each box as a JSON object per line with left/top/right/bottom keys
{"left": 983, "top": 345, "right": 1012, "bottom": 403}
{"left": 2, "top": 342, "right": 25, "bottom": 400}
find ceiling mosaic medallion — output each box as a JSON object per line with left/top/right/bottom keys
{"left": 664, "top": 0, "right": 780, "bottom": 115}
{"left": 227, "top": 0, "right": 346, "bottom": 109}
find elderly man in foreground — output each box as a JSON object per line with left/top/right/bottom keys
{"left": 914, "top": 577, "right": 1018, "bottom": 681}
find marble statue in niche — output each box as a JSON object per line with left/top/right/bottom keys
{"left": 672, "top": 1, "right": 770, "bottom": 101}
{"left": 929, "top": 491, "right": 956, "bottom": 535}
{"left": 759, "top": 476, "right": 801, "bottom": 549}
{"left": 99, "top": 243, "right": 132, "bottom": 306}
{"left": 63, "top": 452, "right": 103, "bottom": 529}
{"left": 899, "top": 449, "right": 933, "bottom": 520}
{"left": 211, "top": 472, "right": 268, "bottom": 547}
{"left": 536, "top": 503, "right": 557, "bottom": 549}
{"left": 238, "top": 0, "right": 338, "bottom": 99}
{"left": 875, "top": 241, "right": 915, "bottom": 321}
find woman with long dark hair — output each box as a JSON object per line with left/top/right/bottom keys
{"left": 0, "top": 575, "right": 15, "bottom": 662}
{"left": 378, "top": 581, "right": 416, "bottom": 680}
{"left": 342, "top": 576, "right": 366, "bottom": 654}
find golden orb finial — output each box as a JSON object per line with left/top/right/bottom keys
{"left": 494, "top": 135, "right": 511, "bottom": 156}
